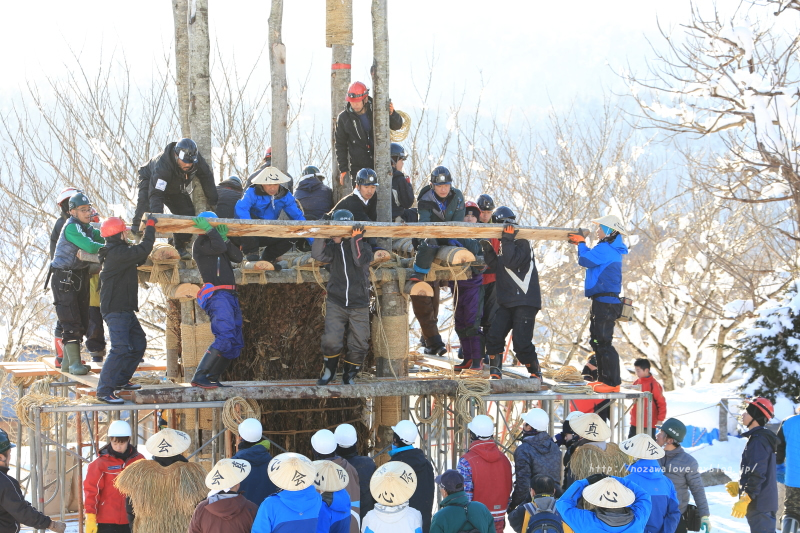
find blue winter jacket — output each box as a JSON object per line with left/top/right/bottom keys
{"left": 577, "top": 234, "right": 628, "bottom": 299}
{"left": 625, "top": 460, "right": 681, "bottom": 533}
{"left": 232, "top": 441, "right": 278, "bottom": 506}
{"left": 235, "top": 185, "right": 305, "bottom": 221}
{"left": 556, "top": 476, "right": 651, "bottom": 533}
{"left": 739, "top": 426, "right": 779, "bottom": 512}
{"left": 316, "top": 489, "right": 351, "bottom": 533}
{"left": 251, "top": 485, "right": 322, "bottom": 533}
{"left": 778, "top": 415, "right": 799, "bottom": 488}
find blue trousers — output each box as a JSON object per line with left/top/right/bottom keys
{"left": 746, "top": 510, "right": 776, "bottom": 533}
{"left": 204, "top": 290, "right": 244, "bottom": 360}
{"left": 96, "top": 312, "right": 147, "bottom": 397}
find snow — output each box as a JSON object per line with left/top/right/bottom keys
{"left": 663, "top": 381, "right": 742, "bottom": 433}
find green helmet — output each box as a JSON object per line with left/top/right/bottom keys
{"left": 68, "top": 192, "right": 92, "bottom": 211}
{"left": 659, "top": 418, "right": 686, "bottom": 443}
{"left": 0, "top": 428, "right": 16, "bottom": 455}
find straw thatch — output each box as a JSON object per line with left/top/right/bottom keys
{"left": 569, "top": 442, "right": 632, "bottom": 481}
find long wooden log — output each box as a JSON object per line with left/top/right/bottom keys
{"left": 143, "top": 214, "right": 587, "bottom": 241}
{"left": 131, "top": 376, "right": 541, "bottom": 404}
{"left": 434, "top": 245, "right": 475, "bottom": 266}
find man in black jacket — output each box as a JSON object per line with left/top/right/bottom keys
{"left": 215, "top": 176, "right": 244, "bottom": 219}
{"left": 0, "top": 429, "right": 66, "bottom": 533}
{"left": 390, "top": 143, "right": 415, "bottom": 222}
{"left": 329, "top": 169, "right": 379, "bottom": 222}
{"left": 50, "top": 186, "right": 78, "bottom": 367}
{"left": 131, "top": 139, "right": 218, "bottom": 259}
{"left": 294, "top": 165, "right": 333, "bottom": 220}
{"left": 481, "top": 206, "right": 542, "bottom": 380}
{"left": 95, "top": 215, "right": 156, "bottom": 404}
{"left": 190, "top": 212, "right": 245, "bottom": 389}
{"left": 388, "top": 420, "right": 435, "bottom": 533}
{"left": 335, "top": 423, "right": 377, "bottom": 520}
{"left": 312, "top": 210, "right": 373, "bottom": 385}
{"left": 335, "top": 82, "right": 403, "bottom": 186}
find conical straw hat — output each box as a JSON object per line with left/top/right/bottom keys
{"left": 370, "top": 461, "right": 417, "bottom": 507}
{"left": 582, "top": 477, "right": 635, "bottom": 508}
{"left": 570, "top": 413, "right": 611, "bottom": 441}
{"left": 620, "top": 433, "right": 665, "bottom": 460}
{"left": 268, "top": 453, "right": 316, "bottom": 491}
{"left": 313, "top": 460, "right": 349, "bottom": 493}
{"left": 251, "top": 166, "right": 290, "bottom": 185}
{"left": 145, "top": 428, "right": 191, "bottom": 457}
{"left": 205, "top": 458, "right": 251, "bottom": 492}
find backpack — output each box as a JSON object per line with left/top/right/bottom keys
{"left": 457, "top": 503, "right": 481, "bottom": 533}
{"left": 521, "top": 503, "right": 563, "bottom": 533}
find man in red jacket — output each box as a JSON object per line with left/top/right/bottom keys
{"left": 456, "top": 415, "right": 513, "bottom": 533}
{"left": 629, "top": 358, "right": 667, "bottom": 438}
{"left": 83, "top": 420, "right": 144, "bottom": 533}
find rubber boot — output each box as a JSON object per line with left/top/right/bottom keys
{"left": 317, "top": 355, "right": 340, "bottom": 385}
{"left": 525, "top": 363, "right": 540, "bottom": 379}
{"left": 54, "top": 337, "right": 64, "bottom": 368}
{"left": 341, "top": 361, "right": 360, "bottom": 385}
{"left": 63, "top": 342, "right": 90, "bottom": 376}
{"left": 453, "top": 346, "right": 470, "bottom": 371}
{"left": 424, "top": 334, "right": 447, "bottom": 356}
{"left": 191, "top": 348, "right": 222, "bottom": 389}
{"left": 783, "top": 516, "right": 799, "bottom": 533}
{"left": 207, "top": 356, "right": 232, "bottom": 387}
{"left": 488, "top": 354, "right": 503, "bottom": 380}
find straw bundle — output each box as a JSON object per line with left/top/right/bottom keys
{"left": 569, "top": 442, "right": 631, "bottom": 481}
{"left": 222, "top": 397, "right": 262, "bottom": 434}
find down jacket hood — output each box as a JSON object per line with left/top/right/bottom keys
{"left": 521, "top": 431, "right": 559, "bottom": 455}
{"left": 277, "top": 485, "right": 322, "bottom": 514}
{"left": 205, "top": 494, "right": 252, "bottom": 520}
{"left": 468, "top": 439, "right": 506, "bottom": 463}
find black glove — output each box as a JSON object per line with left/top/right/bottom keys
{"left": 587, "top": 473, "right": 608, "bottom": 485}
{"left": 479, "top": 240, "right": 494, "bottom": 255}
{"left": 130, "top": 223, "right": 141, "bottom": 235}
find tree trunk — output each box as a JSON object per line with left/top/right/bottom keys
{"left": 711, "top": 323, "right": 735, "bottom": 383}
{"left": 187, "top": 0, "right": 212, "bottom": 212}
{"left": 269, "top": 0, "right": 288, "bottom": 173}
{"left": 172, "top": 0, "right": 191, "bottom": 138}
{"left": 371, "top": 0, "right": 391, "bottom": 227}
{"left": 328, "top": 0, "right": 353, "bottom": 203}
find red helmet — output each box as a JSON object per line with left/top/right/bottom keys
{"left": 465, "top": 201, "right": 479, "bottom": 209}
{"left": 346, "top": 81, "right": 369, "bottom": 103}
{"left": 57, "top": 187, "right": 79, "bottom": 207}
{"left": 264, "top": 146, "right": 272, "bottom": 161}
{"left": 100, "top": 217, "right": 128, "bottom": 237}
{"left": 90, "top": 208, "right": 100, "bottom": 224}
{"left": 745, "top": 397, "right": 774, "bottom": 420}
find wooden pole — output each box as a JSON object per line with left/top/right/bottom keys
{"left": 166, "top": 299, "right": 182, "bottom": 380}
{"left": 371, "top": 0, "right": 391, "bottom": 228}
{"left": 269, "top": 0, "right": 288, "bottom": 173}
{"left": 328, "top": 0, "right": 353, "bottom": 203}
{"left": 172, "top": 0, "right": 191, "bottom": 138}
{"left": 187, "top": 0, "right": 212, "bottom": 212}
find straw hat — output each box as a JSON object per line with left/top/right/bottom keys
{"left": 570, "top": 413, "right": 611, "bottom": 442}
{"left": 251, "top": 166, "right": 291, "bottom": 186}
{"left": 145, "top": 428, "right": 191, "bottom": 457}
{"left": 620, "top": 433, "right": 665, "bottom": 460}
{"left": 313, "top": 460, "right": 349, "bottom": 493}
{"left": 370, "top": 461, "right": 417, "bottom": 507}
{"left": 582, "top": 477, "right": 635, "bottom": 508}
{"left": 268, "top": 453, "right": 316, "bottom": 491}
{"left": 205, "top": 458, "right": 251, "bottom": 492}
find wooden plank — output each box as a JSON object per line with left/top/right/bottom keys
{"left": 144, "top": 214, "right": 588, "bottom": 241}
{"left": 130, "top": 375, "right": 542, "bottom": 404}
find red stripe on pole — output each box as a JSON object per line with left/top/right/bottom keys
{"left": 332, "top": 63, "right": 351, "bottom": 70}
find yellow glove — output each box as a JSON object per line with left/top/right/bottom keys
{"left": 731, "top": 494, "right": 750, "bottom": 519}
{"left": 725, "top": 480, "right": 740, "bottom": 497}
{"left": 85, "top": 513, "right": 97, "bottom": 533}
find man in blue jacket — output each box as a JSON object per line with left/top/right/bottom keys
{"left": 568, "top": 214, "right": 629, "bottom": 393}
{"left": 252, "top": 453, "right": 322, "bottom": 533}
{"left": 778, "top": 399, "right": 799, "bottom": 533}
{"left": 620, "top": 433, "right": 681, "bottom": 533}
{"left": 726, "top": 397, "right": 779, "bottom": 533}
{"left": 557, "top": 474, "right": 652, "bottom": 533}
{"left": 235, "top": 166, "right": 306, "bottom": 269}
{"left": 233, "top": 418, "right": 278, "bottom": 506}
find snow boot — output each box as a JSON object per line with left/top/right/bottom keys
{"left": 207, "top": 356, "right": 232, "bottom": 387}
{"left": 453, "top": 359, "right": 471, "bottom": 371}
{"left": 341, "top": 361, "right": 360, "bottom": 385}
{"left": 424, "top": 334, "right": 447, "bottom": 356}
{"left": 470, "top": 358, "right": 484, "bottom": 370}
{"left": 191, "top": 348, "right": 222, "bottom": 389}
{"left": 63, "top": 342, "right": 90, "bottom": 376}
{"left": 317, "top": 354, "right": 340, "bottom": 385}
{"left": 488, "top": 354, "right": 503, "bottom": 380}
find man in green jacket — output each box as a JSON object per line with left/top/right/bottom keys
{"left": 430, "top": 470, "right": 494, "bottom": 533}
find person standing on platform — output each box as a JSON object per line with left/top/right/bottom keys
{"left": 476, "top": 193, "right": 498, "bottom": 364}
{"left": 295, "top": 165, "right": 334, "bottom": 221}
{"left": 390, "top": 143, "right": 415, "bottom": 222}
{"left": 50, "top": 186, "right": 79, "bottom": 367}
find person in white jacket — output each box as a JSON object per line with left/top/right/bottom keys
{"left": 362, "top": 461, "right": 422, "bottom": 533}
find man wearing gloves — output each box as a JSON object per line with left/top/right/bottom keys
{"left": 251, "top": 453, "right": 322, "bottom": 533}
{"left": 232, "top": 418, "right": 278, "bottom": 505}
{"left": 362, "top": 461, "right": 423, "bottom": 533}
{"left": 188, "top": 458, "right": 258, "bottom": 533}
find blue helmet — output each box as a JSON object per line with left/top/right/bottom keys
{"left": 197, "top": 211, "right": 218, "bottom": 219}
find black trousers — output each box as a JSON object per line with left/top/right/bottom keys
{"left": 241, "top": 236, "right": 295, "bottom": 262}
{"left": 479, "top": 282, "right": 497, "bottom": 357}
{"left": 590, "top": 299, "right": 622, "bottom": 387}
{"left": 485, "top": 305, "right": 540, "bottom": 373}
{"left": 51, "top": 269, "right": 90, "bottom": 345}
{"left": 98, "top": 524, "right": 131, "bottom": 533}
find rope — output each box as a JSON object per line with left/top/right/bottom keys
{"left": 455, "top": 377, "right": 490, "bottom": 424}
{"left": 222, "top": 397, "right": 262, "bottom": 434}
{"left": 14, "top": 378, "right": 103, "bottom": 430}
{"left": 390, "top": 110, "right": 412, "bottom": 142}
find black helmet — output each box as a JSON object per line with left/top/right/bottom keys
{"left": 390, "top": 143, "right": 408, "bottom": 160}
{"left": 333, "top": 209, "right": 354, "bottom": 221}
{"left": 430, "top": 166, "right": 452, "bottom": 184}
{"left": 492, "top": 206, "right": 516, "bottom": 224}
{"left": 302, "top": 165, "right": 324, "bottom": 181}
{"left": 476, "top": 194, "right": 495, "bottom": 212}
{"left": 68, "top": 192, "right": 92, "bottom": 211}
{"left": 0, "top": 428, "right": 15, "bottom": 455}
{"left": 174, "top": 138, "right": 199, "bottom": 164}
{"left": 356, "top": 168, "right": 379, "bottom": 186}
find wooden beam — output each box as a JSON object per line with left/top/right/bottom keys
{"left": 130, "top": 376, "right": 541, "bottom": 404}
{"left": 144, "top": 214, "right": 588, "bottom": 240}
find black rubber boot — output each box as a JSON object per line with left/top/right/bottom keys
{"left": 208, "top": 356, "right": 232, "bottom": 387}
{"left": 317, "top": 355, "right": 340, "bottom": 385}
{"left": 191, "top": 348, "right": 222, "bottom": 389}
{"left": 342, "top": 361, "right": 360, "bottom": 385}
{"left": 489, "top": 354, "right": 503, "bottom": 379}
{"left": 423, "top": 334, "right": 447, "bottom": 356}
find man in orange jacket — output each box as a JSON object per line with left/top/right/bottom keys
{"left": 629, "top": 358, "right": 667, "bottom": 438}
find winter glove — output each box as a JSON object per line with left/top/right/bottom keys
{"left": 216, "top": 224, "right": 229, "bottom": 242}
{"left": 130, "top": 223, "right": 141, "bottom": 235}
{"left": 447, "top": 239, "right": 463, "bottom": 248}
{"left": 731, "top": 493, "right": 750, "bottom": 518}
{"left": 725, "top": 480, "right": 740, "bottom": 497}
{"left": 48, "top": 520, "right": 67, "bottom": 533}
{"left": 84, "top": 514, "right": 97, "bottom": 533}
{"left": 479, "top": 240, "right": 494, "bottom": 256}
{"left": 340, "top": 171, "right": 347, "bottom": 186}
{"left": 193, "top": 216, "right": 213, "bottom": 233}
{"left": 146, "top": 214, "right": 157, "bottom": 228}
{"left": 700, "top": 516, "right": 711, "bottom": 533}
{"left": 352, "top": 223, "right": 365, "bottom": 238}
{"left": 502, "top": 223, "right": 518, "bottom": 239}
{"left": 568, "top": 233, "right": 585, "bottom": 245}
{"left": 587, "top": 473, "right": 608, "bottom": 485}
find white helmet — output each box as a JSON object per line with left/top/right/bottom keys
{"left": 311, "top": 429, "right": 337, "bottom": 455}
{"left": 591, "top": 214, "right": 628, "bottom": 236}
{"left": 467, "top": 415, "right": 494, "bottom": 438}
{"left": 334, "top": 424, "right": 358, "bottom": 448}
{"left": 520, "top": 408, "right": 549, "bottom": 432}
{"left": 391, "top": 420, "right": 419, "bottom": 445}
{"left": 238, "top": 418, "right": 263, "bottom": 443}
{"left": 57, "top": 187, "right": 79, "bottom": 207}
{"left": 566, "top": 411, "right": 585, "bottom": 422}
{"left": 108, "top": 420, "right": 132, "bottom": 438}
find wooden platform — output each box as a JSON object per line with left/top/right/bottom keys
{"left": 0, "top": 361, "right": 62, "bottom": 378}
{"left": 35, "top": 358, "right": 167, "bottom": 389}
{"left": 145, "top": 214, "right": 588, "bottom": 241}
